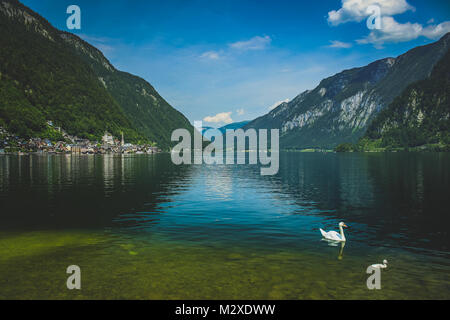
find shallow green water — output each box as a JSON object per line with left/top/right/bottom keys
{"left": 0, "top": 153, "right": 449, "bottom": 299}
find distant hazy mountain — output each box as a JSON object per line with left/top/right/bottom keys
{"left": 0, "top": 0, "right": 192, "bottom": 148}
{"left": 359, "top": 45, "right": 450, "bottom": 150}
{"left": 201, "top": 126, "right": 215, "bottom": 140}
{"left": 218, "top": 121, "right": 251, "bottom": 133}
{"left": 201, "top": 121, "right": 250, "bottom": 140}
{"left": 245, "top": 33, "right": 450, "bottom": 150}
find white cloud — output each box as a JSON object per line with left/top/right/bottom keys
{"left": 236, "top": 108, "right": 245, "bottom": 116}
{"left": 200, "top": 51, "right": 220, "bottom": 60}
{"left": 229, "top": 35, "right": 272, "bottom": 51}
{"left": 357, "top": 17, "right": 450, "bottom": 46}
{"left": 327, "top": 0, "right": 450, "bottom": 48}
{"left": 327, "top": 0, "right": 414, "bottom": 26}
{"left": 357, "top": 16, "right": 421, "bottom": 45}
{"left": 328, "top": 40, "right": 353, "bottom": 48}
{"left": 203, "top": 112, "right": 233, "bottom": 124}
{"left": 422, "top": 21, "right": 450, "bottom": 39}
{"left": 269, "top": 99, "right": 290, "bottom": 111}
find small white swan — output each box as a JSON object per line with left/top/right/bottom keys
{"left": 320, "top": 222, "right": 348, "bottom": 242}
{"left": 371, "top": 260, "right": 388, "bottom": 269}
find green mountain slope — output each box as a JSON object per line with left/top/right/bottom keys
{"left": 359, "top": 48, "right": 450, "bottom": 151}
{"left": 245, "top": 33, "right": 450, "bottom": 150}
{"left": 61, "top": 32, "right": 193, "bottom": 148}
{"left": 218, "top": 121, "right": 251, "bottom": 133}
{"left": 0, "top": 0, "right": 192, "bottom": 148}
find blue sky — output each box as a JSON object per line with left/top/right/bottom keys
{"left": 22, "top": 0, "right": 450, "bottom": 126}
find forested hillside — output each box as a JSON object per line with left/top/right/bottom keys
{"left": 356, "top": 47, "right": 450, "bottom": 151}
{"left": 0, "top": 0, "right": 192, "bottom": 148}
{"left": 245, "top": 33, "right": 450, "bottom": 150}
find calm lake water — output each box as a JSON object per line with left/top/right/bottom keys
{"left": 0, "top": 152, "right": 449, "bottom": 299}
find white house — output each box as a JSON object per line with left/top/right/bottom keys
{"left": 102, "top": 132, "right": 115, "bottom": 145}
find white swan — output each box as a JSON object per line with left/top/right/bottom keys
{"left": 371, "top": 260, "right": 388, "bottom": 269}
{"left": 320, "top": 222, "right": 348, "bottom": 242}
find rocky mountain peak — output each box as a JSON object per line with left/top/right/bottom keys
{"left": 245, "top": 33, "right": 450, "bottom": 149}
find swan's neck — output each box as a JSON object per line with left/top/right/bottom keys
{"left": 339, "top": 226, "right": 346, "bottom": 241}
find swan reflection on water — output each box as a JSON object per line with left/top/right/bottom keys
{"left": 321, "top": 239, "right": 346, "bottom": 260}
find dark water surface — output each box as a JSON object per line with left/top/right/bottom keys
{"left": 0, "top": 153, "right": 449, "bottom": 299}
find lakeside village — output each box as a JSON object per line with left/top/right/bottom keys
{"left": 0, "top": 122, "right": 161, "bottom": 155}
